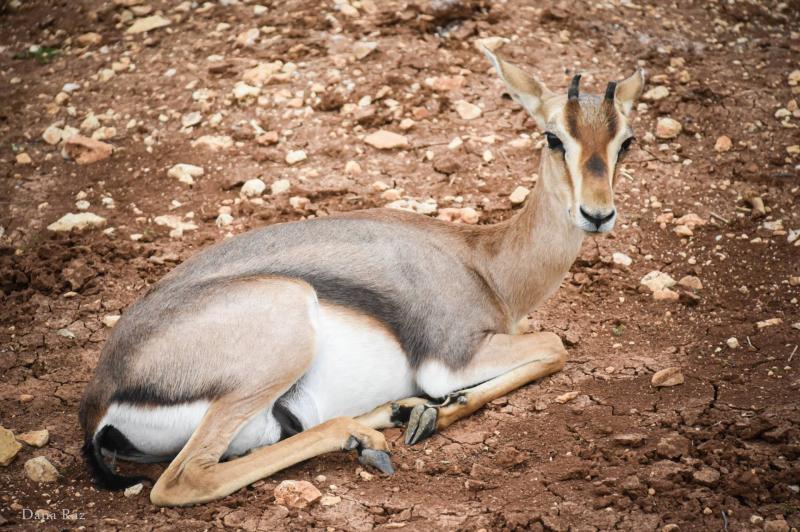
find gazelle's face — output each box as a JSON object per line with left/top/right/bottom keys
{"left": 481, "top": 46, "right": 644, "bottom": 234}
{"left": 542, "top": 91, "right": 634, "bottom": 233}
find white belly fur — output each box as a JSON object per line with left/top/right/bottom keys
{"left": 97, "top": 303, "right": 417, "bottom": 459}
{"left": 286, "top": 303, "right": 417, "bottom": 428}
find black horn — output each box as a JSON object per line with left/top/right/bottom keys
{"left": 568, "top": 73, "right": 581, "bottom": 101}
{"left": 605, "top": 80, "right": 617, "bottom": 101}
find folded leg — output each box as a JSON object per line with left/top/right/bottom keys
{"left": 357, "top": 332, "right": 567, "bottom": 444}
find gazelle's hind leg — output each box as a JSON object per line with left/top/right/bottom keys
{"left": 146, "top": 278, "right": 392, "bottom": 507}
{"left": 356, "top": 332, "right": 567, "bottom": 444}
{"left": 150, "top": 396, "right": 390, "bottom": 506}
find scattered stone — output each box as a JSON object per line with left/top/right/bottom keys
{"left": 381, "top": 188, "right": 402, "bottom": 201}
{"left": 126, "top": 15, "right": 172, "bottom": 34}
{"left": 64, "top": 135, "right": 113, "bottom": 164}
{"left": 241, "top": 178, "right": 267, "bottom": 197}
{"left": 640, "top": 271, "right": 676, "bottom": 292}
{"left": 124, "top": 483, "right": 144, "bottom": 497}
{"left": 273, "top": 480, "right": 321, "bottom": 509}
{"left": 17, "top": 430, "right": 49, "bottom": 448}
{"left": 714, "top": 135, "right": 732, "bottom": 152}
{"left": 47, "top": 212, "right": 107, "bottom": 232}
{"left": 764, "top": 519, "right": 790, "bottom": 532}
{"left": 285, "top": 150, "right": 307, "bottom": 165}
{"left": 353, "top": 41, "right": 378, "bottom": 60}
{"left": 674, "top": 213, "right": 707, "bottom": 228}
{"left": 0, "top": 427, "right": 22, "bottom": 466}
{"left": 428, "top": 75, "right": 465, "bottom": 92}
{"left": 726, "top": 337, "right": 740, "bottom": 349}
{"left": 271, "top": 179, "right": 291, "bottom": 195}
{"left": 320, "top": 495, "right": 341, "bottom": 506}
{"left": 651, "top": 367, "right": 684, "bottom": 387}
{"left": 192, "top": 135, "right": 233, "bottom": 151}
{"left": 677, "top": 275, "right": 703, "bottom": 290}
{"left": 76, "top": 32, "right": 103, "bottom": 47}
{"left": 652, "top": 288, "right": 679, "bottom": 302}
{"left": 167, "top": 163, "right": 204, "bottom": 185}
{"left": 364, "top": 130, "right": 408, "bottom": 150}
{"left": 256, "top": 131, "right": 279, "bottom": 145}
{"left": 181, "top": 111, "right": 202, "bottom": 128}
{"left": 345, "top": 160, "right": 362, "bottom": 175}
{"left": 756, "top": 318, "right": 782, "bottom": 329}
{"left": 15, "top": 153, "right": 32, "bottom": 165}
{"left": 80, "top": 114, "right": 100, "bottom": 132}
{"left": 19, "top": 394, "right": 34, "bottom": 404}
{"left": 42, "top": 125, "right": 63, "bottom": 145}
{"left": 24, "top": 456, "right": 59, "bottom": 482}
{"left": 612, "top": 252, "right": 633, "bottom": 267}
{"left": 289, "top": 196, "right": 310, "bottom": 210}
{"left": 655, "top": 117, "right": 682, "bottom": 139}
{"left": 399, "top": 118, "right": 415, "bottom": 130}
{"left": 674, "top": 224, "right": 693, "bottom": 238}
{"left": 102, "top": 315, "right": 121, "bottom": 328}
{"left": 358, "top": 469, "right": 375, "bottom": 481}
{"left": 236, "top": 27, "right": 260, "bottom": 47}
{"left": 386, "top": 198, "right": 438, "bottom": 215}
{"left": 642, "top": 86, "right": 669, "bottom": 101}
{"left": 554, "top": 391, "right": 580, "bottom": 404}
{"left": 692, "top": 467, "right": 720, "bottom": 486}
{"left": 242, "top": 61, "right": 283, "bottom": 86}
{"left": 438, "top": 207, "right": 479, "bottom": 224}
{"left": 153, "top": 215, "right": 198, "bottom": 238}
{"left": 509, "top": 186, "right": 530, "bottom": 205}
{"left": 454, "top": 100, "right": 482, "bottom": 120}
{"left": 216, "top": 213, "right": 234, "bottom": 227}
{"left": 233, "top": 81, "right": 260, "bottom": 101}
{"left": 613, "top": 433, "right": 647, "bottom": 447}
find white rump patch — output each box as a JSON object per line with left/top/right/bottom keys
{"left": 97, "top": 400, "right": 283, "bottom": 460}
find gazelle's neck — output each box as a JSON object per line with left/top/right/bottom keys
{"left": 484, "top": 163, "right": 585, "bottom": 321}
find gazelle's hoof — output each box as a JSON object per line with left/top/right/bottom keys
{"left": 404, "top": 404, "right": 438, "bottom": 445}
{"left": 344, "top": 435, "right": 395, "bottom": 475}
{"left": 358, "top": 448, "right": 395, "bottom": 475}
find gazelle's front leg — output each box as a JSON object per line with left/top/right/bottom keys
{"left": 358, "top": 332, "right": 566, "bottom": 444}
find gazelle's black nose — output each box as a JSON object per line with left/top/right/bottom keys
{"left": 579, "top": 206, "right": 615, "bottom": 229}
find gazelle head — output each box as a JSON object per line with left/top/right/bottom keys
{"left": 482, "top": 47, "right": 644, "bottom": 234}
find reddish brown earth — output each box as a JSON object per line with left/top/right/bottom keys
{"left": 1, "top": 1, "right": 799, "bottom": 530}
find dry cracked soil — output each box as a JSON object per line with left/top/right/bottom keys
{"left": 1, "top": 0, "right": 799, "bottom": 531}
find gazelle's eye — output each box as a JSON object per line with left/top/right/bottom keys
{"left": 545, "top": 133, "right": 564, "bottom": 152}
{"left": 620, "top": 136, "right": 634, "bottom": 153}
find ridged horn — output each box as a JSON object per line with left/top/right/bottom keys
{"left": 567, "top": 73, "right": 581, "bottom": 101}
{"left": 605, "top": 80, "right": 617, "bottom": 101}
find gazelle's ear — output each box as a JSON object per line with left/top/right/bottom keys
{"left": 614, "top": 68, "right": 645, "bottom": 116}
{"left": 480, "top": 45, "right": 554, "bottom": 129}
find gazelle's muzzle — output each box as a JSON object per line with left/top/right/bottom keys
{"left": 576, "top": 205, "right": 616, "bottom": 233}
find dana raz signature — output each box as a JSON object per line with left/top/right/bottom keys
{"left": 21, "top": 508, "right": 87, "bottom": 522}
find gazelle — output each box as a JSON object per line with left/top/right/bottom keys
{"left": 79, "top": 46, "right": 643, "bottom": 506}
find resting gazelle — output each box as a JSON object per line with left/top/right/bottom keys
{"left": 79, "top": 47, "right": 644, "bottom": 506}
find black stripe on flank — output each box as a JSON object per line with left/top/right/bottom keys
{"left": 111, "top": 381, "right": 232, "bottom": 406}
{"left": 274, "top": 269, "right": 433, "bottom": 368}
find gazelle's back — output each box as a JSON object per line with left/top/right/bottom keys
{"left": 154, "top": 212, "right": 503, "bottom": 365}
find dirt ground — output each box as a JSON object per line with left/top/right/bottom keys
{"left": 1, "top": 0, "right": 799, "bottom": 530}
